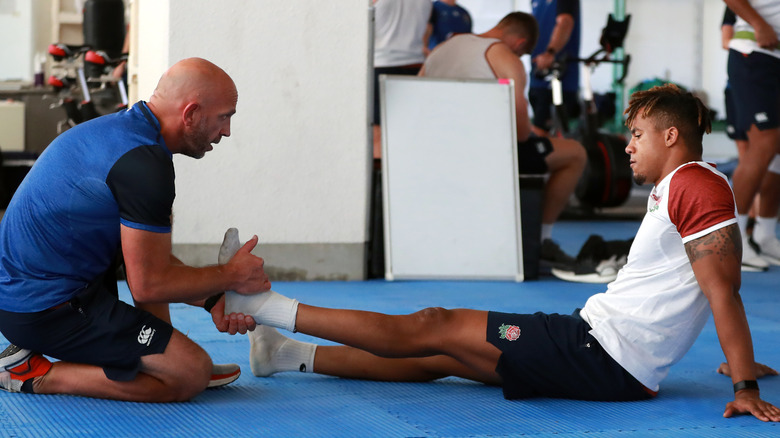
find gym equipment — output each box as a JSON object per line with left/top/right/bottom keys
{"left": 542, "top": 14, "right": 634, "bottom": 209}
{"left": 47, "top": 43, "right": 92, "bottom": 131}
{"left": 46, "top": 43, "right": 128, "bottom": 132}
{"left": 85, "top": 49, "right": 129, "bottom": 109}
{"left": 44, "top": 0, "right": 127, "bottom": 132}
{"left": 83, "top": 0, "right": 126, "bottom": 78}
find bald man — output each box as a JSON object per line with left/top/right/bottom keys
{"left": 0, "top": 58, "right": 264, "bottom": 402}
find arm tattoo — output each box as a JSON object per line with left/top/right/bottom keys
{"left": 684, "top": 224, "right": 741, "bottom": 264}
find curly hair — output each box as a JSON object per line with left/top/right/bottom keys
{"left": 624, "top": 84, "right": 711, "bottom": 154}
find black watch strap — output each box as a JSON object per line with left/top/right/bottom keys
{"left": 733, "top": 380, "right": 759, "bottom": 393}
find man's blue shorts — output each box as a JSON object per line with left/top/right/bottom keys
{"left": 486, "top": 310, "right": 654, "bottom": 401}
{"left": 0, "top": 281, "right": 173, "bottom": 382}
{"left": 727, "top": 49, "right": 780, "bottom": 132}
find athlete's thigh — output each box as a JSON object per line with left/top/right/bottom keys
{"left": 431, "top": 309, "right": 502, "bottom": 378}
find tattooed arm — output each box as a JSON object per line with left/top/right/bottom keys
{"left": 686, "top": 223, "right": 780, "bottom": 421}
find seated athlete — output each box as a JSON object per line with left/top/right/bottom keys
{"left": 214, "top": 84, "right": 779, "bottom": 422}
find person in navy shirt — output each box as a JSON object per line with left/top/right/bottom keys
{"left": 0, "top": 58, "right": 266, "bottom": 401}
{"left": 529, "top": 0, "right": 581, "bottom": 135}
{"left": 424, "top": 0, "right": 473, "bottom": 56}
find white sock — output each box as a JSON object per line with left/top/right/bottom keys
{"left": 753, "top": 216, "right": 778, "bottom": 244}
{"left": 225, "top": 290, "right": 299, "bottom": 332}
{"left": 737, "top": 214, "right": 749, "bottom": 240}
{"left": 218, "top": 228, "right": 242, "bottom": 265}
{"left": 219, "top": 228, "right": 299, "bottom": 332}
{"left": 249, "top": 325, "right": 317, "bottom": 377}
{"left": 541, "top": 223, "right": 553, "bottom": 242}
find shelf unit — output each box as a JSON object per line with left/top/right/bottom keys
{"left": 51, "top": 0, "right": 83, "bottom": 45}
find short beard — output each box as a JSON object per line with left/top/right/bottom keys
{"left": 632, "top": 173, "right": 646, "bottom": 185}
{"left": 181, "top": 120, "right": 211, "bottom": 159}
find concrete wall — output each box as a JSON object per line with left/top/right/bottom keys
{"left": 0, "top": 0, "right": 33, "bottom": 81}
{"left": 136, "top": 0, "right": 373, "bottom": 280}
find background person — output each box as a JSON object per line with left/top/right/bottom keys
{"left": 529, "top": 0, "right": 581, "bottom": 136}
{"left": 723, "top": 0, "right": 780, "bottom": 271}
{"left": 423, "top": 0, "right": 473, "bottom": 56}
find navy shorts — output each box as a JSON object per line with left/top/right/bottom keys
{"left": 486, "top": 310, "right": 653, "bottom": 401}
{"left": 0, "top": 281, "right": 173, "bottom": 382}
{"left": 727, "top": 49, "right": 780, "bottom": 132}
{"left": 517, "top": 136, "right": 552, "bottom": 174}
{"left": 724, "top": 84, "right": 747, "bottom": 141}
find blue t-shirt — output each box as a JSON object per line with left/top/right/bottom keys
{"left": 0, "top": 102, "right": 175, "bottom": 312}
{"left": 529, "top": 0, "right": 581, "bottom": 92}
{"left": 428, "top": 1, "right": 473, "bottom": 50}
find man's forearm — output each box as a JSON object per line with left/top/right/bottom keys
{"left": 546, "top": 14, "right": 574, "bottom": 54}
{"left": 128, "top": 263, "right": 238, "bottom": 304}
{"left": 723, "top": 0, "right": 768, "bottom": 31}
{"left": 711, "top": 290, "right": 758, "bottom": 385}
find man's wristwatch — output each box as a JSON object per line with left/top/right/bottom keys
{"left": 546, "top": 47, "right": 556, "bottom": 55}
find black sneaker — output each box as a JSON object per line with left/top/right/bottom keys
{"left": 540, "top": 239, "right": 576, "bottom": 271}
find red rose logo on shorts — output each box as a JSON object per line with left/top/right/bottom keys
{"left": 498, "top": 323, "right": 521, "bottom": 341}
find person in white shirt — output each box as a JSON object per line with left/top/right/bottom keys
{"left": 371, "top": 0, "right": 433, "bottom": 158}
{"left": 723, "top": 0, "right": 780, "bottom": 271}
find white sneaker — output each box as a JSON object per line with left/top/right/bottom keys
{"left": 742, "top": 239, "right": 770, "bottom": 272}
{"left": 754, "top": 236, "right": 780, "bottom": 266}
{"left": 551, "top": 255, "right": 622, "bottom": 284}
{"left": 207, "top": 363, "right": 241, "bottom": 388}
{"left": 0, "top": 345, "right": 32, "bottom": 371}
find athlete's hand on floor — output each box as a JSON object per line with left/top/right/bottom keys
{"left": 717, "top": 361, "right": 779, "bottom": 378}
{"left": 724, "top": 393, "right": 780, "bottom": 422}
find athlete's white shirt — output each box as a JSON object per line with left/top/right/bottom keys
{"left": 374, "top": 0, "right": 433, "bottom": 67}
{"left": 729, "top": 0, "right": 780, "bottom": 59}
{"left": 580, "top": 162, "right": 738, "bottom": 391}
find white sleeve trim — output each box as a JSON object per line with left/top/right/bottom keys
{"left": 681, "top": 218, "right": 737, "bottom": 244}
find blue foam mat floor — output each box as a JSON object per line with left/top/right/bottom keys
{"left": 1, "top": 220, "right": 779, "bottom": 437}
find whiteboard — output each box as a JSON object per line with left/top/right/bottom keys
{"left": 380, "top": 75, "right": 524, "bottom": 281}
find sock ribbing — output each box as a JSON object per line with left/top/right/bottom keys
{"left": 225, "top": 290, "right": 299, "bottom": 332}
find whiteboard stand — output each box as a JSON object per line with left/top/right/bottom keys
{"left": 380, "top": 75, "right": 525, "bottom": 281}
